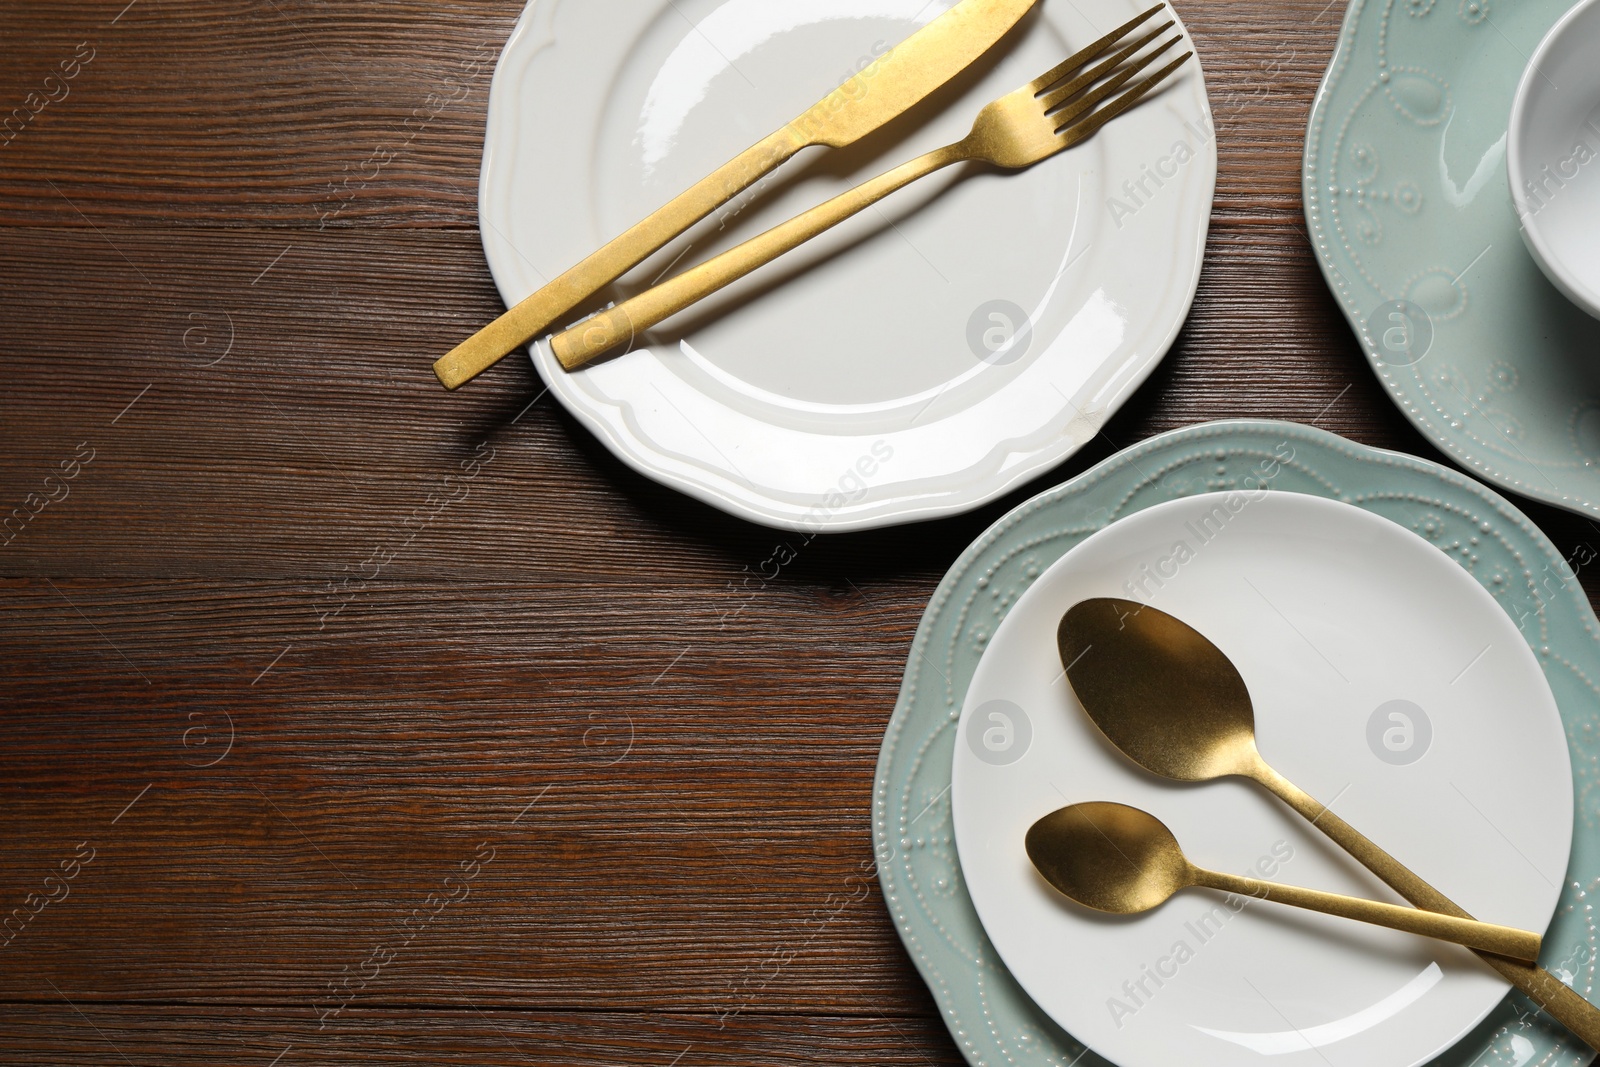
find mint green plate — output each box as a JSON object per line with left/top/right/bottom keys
{"left": 1304, "top": 0, "right": 1600, "bottom": 518}
{"left": 873, "top": 420, "right": 1600, "bottom": 1066}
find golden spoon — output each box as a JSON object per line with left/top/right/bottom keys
{"left": 1025, "top": 801, "right": 1541, "bottom": 961}
{"left": 1058, "top": 597, "right": 1600, "bottom": 1048}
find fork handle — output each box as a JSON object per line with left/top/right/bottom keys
{"left": 548, "top": 140, "right": 971, "bottom": 370}
{"left": 432, "top": 126, "right": 808, "bottom": 389}
{"left": 1252, "top": 761, "right": 1600, "bottom": 1051}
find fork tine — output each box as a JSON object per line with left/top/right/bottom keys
{"left": 1026, "top": 3, "right": 1166, "bottom": 94}
{"left": 1057, "top": 51, "right": 1192, "bottom": 146}
{"left": 1035, "top": 20, "right": 1174, "bottom": 112}
{"left": 1045, "top": 35, "right": 1181, "bottom": 128}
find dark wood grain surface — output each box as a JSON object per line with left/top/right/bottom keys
{"left": 5, "top": 1, "right": 1600, "bottom": 1065}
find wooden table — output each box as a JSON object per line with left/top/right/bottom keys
{"left": 4, "top": 2, "right": 1597, "bottom": 1064}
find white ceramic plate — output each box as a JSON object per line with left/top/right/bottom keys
{"left": 480, "top": 0, "right": 1215, "bottom": 530}
{"left": 951, "top": 492, "right": 1573, "bottom": 1067}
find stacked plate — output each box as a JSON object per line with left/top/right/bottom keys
{"left": 875, "top": 420, "right": 1600, "bottom": 1067}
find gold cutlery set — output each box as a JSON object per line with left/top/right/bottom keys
{"left": 432, "top": 0, "right": 1190, "bottom": 390}
{"left": 1034, "top": 597, "right": 1600, "bottom": 1049}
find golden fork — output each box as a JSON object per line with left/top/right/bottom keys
{"left": 549, "top": 15, "right": 1190, "bottom": 370}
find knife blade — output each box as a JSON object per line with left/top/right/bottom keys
{"left": 434, "top": 0, "right": 1042, "bottom": 389}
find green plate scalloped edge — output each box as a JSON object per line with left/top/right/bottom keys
{"left": 1303, "top": 0, "right": 1600, "bottom": 520}
{"left": 874, "top": 419, "right": 1600, "bottom": 1067}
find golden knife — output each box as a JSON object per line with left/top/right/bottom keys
{"left": 434, "top": 0, "right": 1044, "bottom": 390}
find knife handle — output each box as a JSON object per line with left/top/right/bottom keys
{"left": 433, "top": 125, "right": 809, "bottom": 390}
{"left": 1253, "top": 761, "right": 1600, "bottom": 1052}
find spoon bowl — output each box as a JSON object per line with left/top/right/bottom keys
{"left": 1025, "top": 801, "right": 1190, "bottom": 914}
{"left": 1058, "top": 598, "right": 1261, "bottom": 781}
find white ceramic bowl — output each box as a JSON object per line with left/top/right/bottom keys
{"left": 1507, "top": 0, "right": 1600, "bottom": 320}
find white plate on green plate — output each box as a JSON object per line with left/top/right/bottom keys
{"left": 952, "top": 491, "right": 1571, "bottom": 1067}
{"left": 480, "top": 0, "right": 1214, "bottom": 530}
{"left": 874, "top": 420, "right": 1600, "bottom": 1067}
{"left": 1304, "top": 0, "right": 1600, "bottom": 518}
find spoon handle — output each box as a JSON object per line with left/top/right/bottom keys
{"left": 1252, "top": 761, "right": 1600, "bottom": 1051}
{"left": 1192, "top": 869, "right": 1542, "bottom": 962}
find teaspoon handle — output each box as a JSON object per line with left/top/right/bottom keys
{"left": 1251, "top": 760, "right": 1600, "bottom": 1051}
{"left": 1193, "top": 869, "right": 1542, "bottom": 962}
